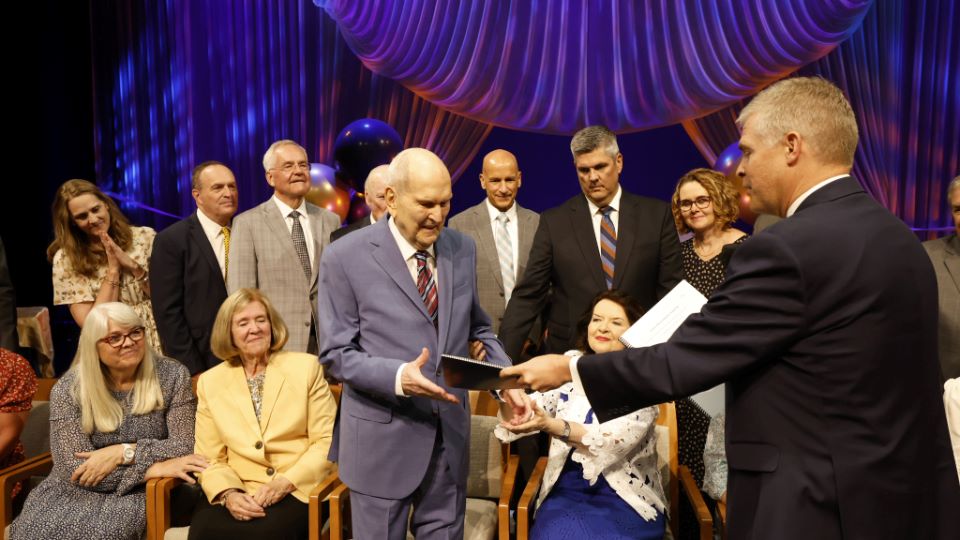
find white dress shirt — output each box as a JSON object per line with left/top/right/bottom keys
{"left": 271, "top": 195, "right": 315, "bottom": 264}
{"left": 585, "top": 185, "right": 623, "bottom": 255}
{"left": 389, "top": 218, "right": 438, "bottom": 396}
{"left": 195, "top": 209, "right": 228, "bottom": 278}
{"left": 786, "top": 174, "right": 848, "bottom": 217}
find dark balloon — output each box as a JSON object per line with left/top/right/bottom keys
{"left": 333, "top": 118, "right": 403, "bottom": 192}
{"left": 713, "top": 141, "right": 757, "bottom": 225}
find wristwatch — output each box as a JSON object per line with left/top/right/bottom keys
{"left": 121, "top": 443, "right": 135, "bottom": 465}
{"left": 557, "top": 420, "right": 571, "bottom": 443}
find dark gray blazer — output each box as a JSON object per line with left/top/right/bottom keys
{"left": 924, "top": 233, "right": 960, "bottom": 379}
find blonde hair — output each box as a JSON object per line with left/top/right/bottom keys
{"left": 47, "top": 179, "right": 133, "bottom": 276}
{"left": 210, "top": 288, "right": 289, "bottom": 365}
{"left": 737, "top": 77, "right": 858, "bottom": 168}
{"left": 671, "top": 168, "right": 741, "bottom": 234}
{"left": 71, "top": 302, "right": 164, "bottom": 434}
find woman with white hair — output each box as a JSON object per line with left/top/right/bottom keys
{"left": 10, "top": 302, "right": 205, "bottom": 540}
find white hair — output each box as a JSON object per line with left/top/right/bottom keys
{"left": 71, "top": 302, "right": 164, "bottom": 434}
{"left": 262, "top": 139, "right": 308, "bottom": 172}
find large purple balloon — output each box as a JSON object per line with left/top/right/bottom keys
{"left": 333, "top": 118, "right": 403, "bottom": 191}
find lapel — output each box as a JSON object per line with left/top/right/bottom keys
{"left": 435, "top": 232, "right": 454, "bottom": 351}
{"left": 943, "top": 235, "right": 960, "bottom": 294}
{"left": 261, "top": 201, "right": 308, "bottom": 284}
{"left": 470, "top": 203, "right": 503, "bottom": 289}
{"left": 226, "top": 364, "right": 263, "bottom": 436}
{"left": 611, "top": 192, "right": 636, "bottom": 289}
{"left": 187, "top": 213, "right": 224, "bottom": 280}
{"left": 306, "top": 204, "right": 326, "bottom": 287}
{"left": 258, "top": 358, "right": 285, "bottom": 434}
{"left": 569, "top": 197, "right": 607, "bottom": 290}
{"left": 369, "top": 220, "right": 433, "bottom": 324}
{"left": 516, "top": 204, "right": 537, "bottom": 275}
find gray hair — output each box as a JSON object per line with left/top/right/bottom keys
{"left": 262, "top": 139, "right": 308, "bottom": 172}
{"left": 949, "top": 176, "right": 960, "bottom": 198}
{"left": 72, "top": 302, "right": 164, "bottom": 434}
{"left": 570, "top": 126, "right": 619, "bottom": 159}
{"left": 737, "top": 77, "right": 858, "bottom": 168}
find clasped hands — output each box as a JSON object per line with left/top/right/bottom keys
{"left": 222, "top": 475, "right": 296, "bottom": 522}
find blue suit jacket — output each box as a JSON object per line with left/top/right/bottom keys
{"left": 317, "top": 219, "right": 509, "bottom": 499}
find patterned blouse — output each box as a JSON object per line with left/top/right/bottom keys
{"left": 246, "top": 371, "right": 266, "bottom": 422}
{"left": 0, "top": 348, "right": 38, "bottom": 497}
{"left": 679, "top": 235, "right": 748, "bottom": 297}
{"left": 52, "top": 226, "right": 162, "bottom": 353}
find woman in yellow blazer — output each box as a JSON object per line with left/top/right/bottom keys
{"left": 189, "top": 288, "right": 337, "bottom": 540}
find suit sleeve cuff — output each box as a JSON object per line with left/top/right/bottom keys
{"left": 569, "top": 355, "right": 585, "bottom": 395}
{"left": 395, "top": 363, "right": 408, "bottom": 396}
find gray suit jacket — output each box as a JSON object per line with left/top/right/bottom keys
{"left": 228, "top": 199, "right": 340, "bottom": 353}
{"left": 448, "top": 201, "right": 539, "bottom": 334}
{"left": 924, "top": 234, "right": 960, "bottom": 379}
{"left": 317, "top": 219, "right": 509, "bottom": 499}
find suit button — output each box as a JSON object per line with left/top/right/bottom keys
{"left": 266, "top": 467, "right": 275, "bottom": 476}
{"left": 499, "top": 292, "right": 504, "bottom": 297}
{"left": 255, "top": 441, "right": 263, "bottom": 450}
{"left": 304, "top": 321, "right": 310, "bottom": 327}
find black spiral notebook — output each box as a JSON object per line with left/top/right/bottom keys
{"left": 440, "top": 354, "right": 522, "bottom": 390}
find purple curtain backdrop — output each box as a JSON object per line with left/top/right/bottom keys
{"left": 681, "top": 0, "right": 959, "bottom": 237}
{"left": 89, "top": 0, "right": 492, "bottom": 227}
{"left": 322, "top": 0, "right": 871, "bottom": 133}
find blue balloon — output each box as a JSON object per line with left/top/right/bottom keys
{"left": 713, "top": 141, "right": 743, "bottom": 177}
{"left": 309, "top": 163, "right": 336, "bottom": 186}
{"left": 333, "top": 118, "right": 403, "bottom": 191}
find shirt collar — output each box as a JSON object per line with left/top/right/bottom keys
{"left": 272, "top": 195, "right": 307, "bottom": 218}
{"left": 388, "top": 216, "right": 435, "bottom": 261}
{"left": 196, "top": 208, "right": 228, "bottom": 237}
{"left": 585, "top": 184, "right": 622, "bottom": 215}
{"left": 485, "top": 198, "right": 518, "bottom": 223}
{"left": 786, "top": 174, "right": 848, "bottom": 217}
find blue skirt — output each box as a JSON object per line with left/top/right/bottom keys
{"left": 531, "top": 455, "right": 665, "bottom": 540}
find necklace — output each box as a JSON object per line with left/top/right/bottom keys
{"left": 693, "top": 240, "right": 723, "bottom": 260}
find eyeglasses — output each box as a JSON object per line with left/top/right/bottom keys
{"left": 100, "top": 326, "right": 146, "bottom": 348}
{"left": 679, "top": 196, "right": 712, "bottom": 212}
{"left": 271, "top": 161, "right": 310, "bottom": 173}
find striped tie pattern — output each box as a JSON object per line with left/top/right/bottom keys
{"left": 221, "top": 226, "right": 231, "bottom": 281}
{"left": 289, "top": 210, "right": 312, "bottom": 280}
{"left": 600, "top": 206, "right": 617, "bottom": 289}
{"left": 494, "top": 213, "right": 515, "bottom": 301}
{"left": 415, "top": 251, "right": 439, "bottom": 327}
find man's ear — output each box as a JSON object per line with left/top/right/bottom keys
{"left": 784, "top": 132, "right": 802, "bottom": 166}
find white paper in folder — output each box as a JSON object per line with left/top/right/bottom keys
{"left": 619, "top": 280, "right": 708, "bottom": 348}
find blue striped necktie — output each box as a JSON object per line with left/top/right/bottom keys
{"left": 600, "top": 206, "right": 617, "bottom": 289}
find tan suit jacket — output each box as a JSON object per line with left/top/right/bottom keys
{"left": 448, "top": 201, "right": 539, "bottom": 334}
{"left": 227, "top": 200, "right": 340, "bottom": 352}
{"left": 924, "top": 234, "right": 960, "bottom": 379}
{"left": 195, "top": 351, "right": 337, "bottom": 503}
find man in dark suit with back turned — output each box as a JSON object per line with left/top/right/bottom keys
{"left": 150, "top": 161, "right": 238, "bottom": 375}
{"left": 498, "top": 126, "right": 681, "bottom": 360}
{"left": 504, "top": 77, "right": 960, "bottom": 539}
{"left": 330, "top": 164, "right": 391, "bottom": 242}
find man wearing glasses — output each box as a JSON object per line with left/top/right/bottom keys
{"left": 228, "top": 139, "right": 340, "bottom": 354}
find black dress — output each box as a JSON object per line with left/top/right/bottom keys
{"left": 676, "top": 235, "right": 747, "bottom": 539}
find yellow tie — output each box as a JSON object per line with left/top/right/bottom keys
{"left": 221, "top": 226, "right": 231, "bottom": 281}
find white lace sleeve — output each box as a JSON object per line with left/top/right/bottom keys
{"left": 572, "top": 405, "right": 658, "bottom": 484}
{"left": 493, "top": 389, "right": 561, "bottom": 443}
{"left": 702, "top": 413, "right": 728, "bottom": 500}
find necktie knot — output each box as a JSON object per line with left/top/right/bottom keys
{"left": 289, "top": 210, "right": 301, "bottom": 219}
{"left": 415, "top": 250, "right": 430, "bottom": 264}
{"left": 497, "top": 213, "right": 510, "bottom": 225}
{"left": 600, "top": 206, "right": 614, "bottom": 217}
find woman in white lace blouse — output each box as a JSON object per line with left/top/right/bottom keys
{"left": 497, "top": 290, "right": 666, "bottom": 539}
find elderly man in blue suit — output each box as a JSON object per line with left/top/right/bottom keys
{"left": 318, "top": 148, "right": 530, "bottom": 539}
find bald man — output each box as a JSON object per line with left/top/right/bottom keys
{"left": 318, "top": 148, "right": 528, "bottom": 539}
{"left": 330, "top": 164, "right": 391, "bottom": 242}
{"left": 448, "top": 150, "right": 540, "bottom": 335}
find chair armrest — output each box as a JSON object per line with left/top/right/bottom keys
{"left": 328, "top": 482, "right": 351, "bottom": 540}
{"left": 678, "top": 465, "right": 713, "bottom": 540}
{"left": 146, "top": 476, "right": 184, "bottom": 540}
{"left": 309, "top": 468, "right": 340, "bottom": 540}
{"left": 516, "top": 456, "right": 547, "bottom": 540}
{"left": 0, "top": 452, "right": 53, "bottom": 527}
{"left": 497, "top": 454, "right": 519, "bottom": 540}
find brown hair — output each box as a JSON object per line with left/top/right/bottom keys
{"left": 671, "top": 168, "right": 741, "bottom": 234}
{"left": 210, "top": 288, "right": 289, "bottom": 365}
{"left": 573, "top": 290, "right": 645, "bottom": 354}
{"left": 46, "top": 179, "right": 133, "bottom": 276}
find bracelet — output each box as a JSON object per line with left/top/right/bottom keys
{"left": 219, "top": 489, "right": 237, "bottom": 507}
{"left": 134, "top": 268, "right": 149, "bottom": 282}
{"left": 557, "top": 419, "right": 571, "bottom": 442}
{"left": 105, "top": 278, "right": 121, "bottom": 288}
